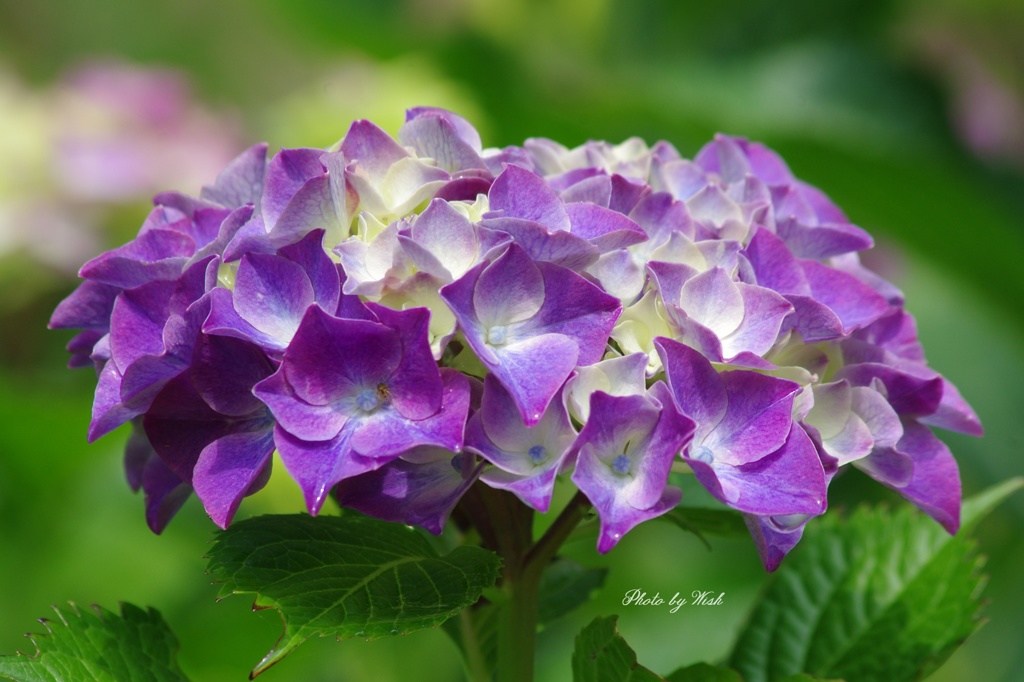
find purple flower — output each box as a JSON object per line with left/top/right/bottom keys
{"left": 441, "top": 243, "right": 621, "bottom": 425}
{"left": 398, "top": 107, "right": 489, "bottom": 175}
{"left": 340, "top": 119, "right": 450, "bottom": 222}
{"left": 480, "top": 164, "right": 647, "bottom": 271}
{"left": 398, "top": 199, "right": 510, "bottom": 284}
{"left": 253, "top": 304, "right": 470, "bottom": 514}
{"left": 204, "top": 229, "right": 344, "bottom": 354}
{"left": 694, "top": 134, "right": 874, "bottom": 259}
{"left": 465, "top": 374, "right": 578, "bottom": 512}
{"left": 88, "top": 255, "right": 217, "bottom": 441}
{"left": 742, "top": 227, "right": 891, "bottom": 342}
{"left": 648, "top": 261, "right": 793, "bottom": 366}
{"left": 854, "top": 419, "right": 961, "bottom": 533}
{"left": 656, "top": 338, "right": 826, "bottom": 519}
{"left": 569, "top": 384, "right": 695, "bottom": 553}
{"left": 123, "top": 419, "right": 192, "bottom": 534}
{"left": 51, "top": 106, "right": 981, "bottom": 555}
{"left": 143, "top": 334, "right": 276, "bottom": 528}
{"left": 334, "top": 446, "right": 483, "bottom": 535}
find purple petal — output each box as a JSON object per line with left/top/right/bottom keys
{"left": 253, "top": 367, "right": 349, "bottom": 442}
{"left": 49, "top": 279, "right": 121, "bottom": 330}
{"left": 630, "top": 192, "right": 694, "bottom": 247}
{"left": 143, "top": 373, "right": 224, "bottom": 482}
{"left": 466, "top": 373, "right": 576, "bottom": 510}
{"left": 350, "top": 368, "right": 470, "bottom": 457}
{"left": 709, "top": 369, "right": 801, "bottom": 465}
{"left": 404, "top": 107, "right": 483, "bottom": 151}
{"left": 479, "top": 465, "right": 561, "bottom": 512}
{"left": 801, "top": 259, "right": 891, "bottom": 334}
{"left": 569, "top": 389, "right": 692, "bottom": 553}
{"left": 334, "top": 445, "right": 482, "bottom": 535}
{"left": 67, "top": 330, "right": 104, "bottom": 369}
{"left": 488, "top": 164, "right": 570, "bottom": 231}
{"left": 235, "top": 253, "right": 315, "bottom": 341}
{"left": 192, "top": 204, "right": 254, "bottom": 264}
{"left": 274, "top": 423, "right": 378, "bottom": 515}
{"left": 398, "top": 114, "right": 485, "bottom": 173}
{"left": 193, "top": 429, "right": 275, "bottom": 528}
{"left": 857, "top": 420, "right": 960, "bottom": 534}
{"left": 399, "top": 199, "right": 497, "bottom": 281}
{"left": 141, "top": 452, "right": 192, "bottom": 534}
{"left": 721, "top": 283, "right": 792, "bottom": 359}
{"left": 190, "top": 334, "right": 274, "bottom": 417}
{"left": 340, "top": 119, "right": 409, "bottom": 179}
{"left": 434, "top": 176, "right": 494, "bottom": 202}
{"left": 557, "top": 171, "right": 612, "bottom": 205}
{"left": 491, "top": 334, "right": 580, "bottom": 425}
{"left": 742, "top": 227, "right": 809, "bottom": 295}
{"left": 609, "top": 174, "right": 651, "bottom": 215}
{"left": 266, "top": 171, "right": 350, "bottom": 248}
{"left": 109, "top": 280, "right": 175, "bottom": 371}
{"left": 686, "top": 424, "right": 826, "bottom": 516}
{"left": 470, "top": 244, "right": 545, "bottom": 327}
{"left": 364, "top": 304, "right": 443, "bottom": 420}
{"left": 658, "top": 337, "right": 799, "bottom": 464}
{"left": 203, "top": 287, "right": 285, "bottom": 352}
{"left": 838, "top": 363, "right": 944, "bottom": 418}
{"left": 80, "top": 228, "right": 193, "bottom": 288}
{"left": 777, "top": 218, "right": 874, "bottom": 260}
{"left": 281, "top": 307, "right": 401, "bottom": 406}
{"left": 200, "top": 142, "right": 268, "bottom": 209}
{"left": 655, "top": 338, "right": 728, "bottom": 432}
{"left": 223, "top": 214, "right": 275, "bottom": 262}
{"left": 744, "top": 513, "right": 813, "bottom": 572}
{"left": 565, "top": 202, "right": 647, "bottom": 252}
{"left": 919, "top": 378, "right": 983, "bottom": 437}
{"left": 481, "top": 216, "right": 599, "bottom": 271}
{"left": 261, "top": 148, "right": 326, "bottom": 229}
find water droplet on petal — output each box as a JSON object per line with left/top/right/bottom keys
{"left": 768, "top": 513, "right": 810, "bottom": 532}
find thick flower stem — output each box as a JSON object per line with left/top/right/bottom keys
{"left": 496, "top": 571, "right": 541, "bottom": 682}
{"left": 493, "top": 490, "right": 592, "bottom": 682}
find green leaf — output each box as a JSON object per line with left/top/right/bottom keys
{"left": 0, "top": 602, "right": 190, "bottom": 682}
{"left": 729, "top": 479, "right": 1024, "bottom": 682}
{"left": 665, "top": 662, "right": 744, "bottom": 681}
{"left": 537, "top": 558, "right": 609, "bottom": 625}
{"left": 206, "top": 513, "right": 502, "bottom": 677}
{"left": 572, "top": 615, "right": 664, "bottom": 682}
{"left": 660, "top": 506, "right": 749, "bottom": 550}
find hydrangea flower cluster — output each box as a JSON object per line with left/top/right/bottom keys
{"left": 51, "top": 108, "right": 981, "bottom": 570}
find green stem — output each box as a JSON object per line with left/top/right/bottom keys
{"left": 494, "top": 490, "right": 592, "bottom": 682}
{"left": 458, "top": 607, "right": 491, "bottom": 682}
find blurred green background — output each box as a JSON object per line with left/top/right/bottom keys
{"left": 1, "top": 0, "right": 1022, "bottom": 680}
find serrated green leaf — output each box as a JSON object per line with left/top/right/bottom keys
{"left": 572, "top": 615, "right": 665, "bottom": 682}
{"left": 206, "top": 513, "right": 502, "bottom": 677}
{"left": 729, "top": 479, "right": 1023, "bottom": 682}
{"left": 538, "top": 558, "right": 609, "bottom": 625}
{"left": 665, "top": 661, "right": 744, "bottom": 681}
{"left": 0, "top": 602, "right": 189, "bottom": 682}
{"left": 661, "top": 507, "right": 749, "bottom": 550}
